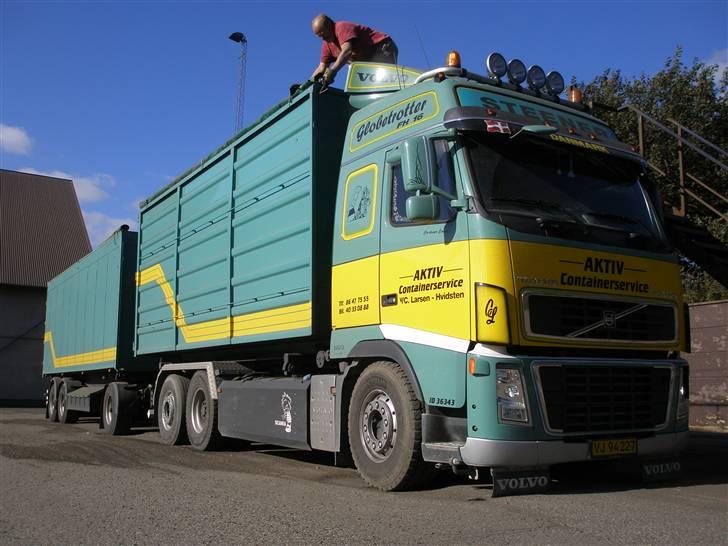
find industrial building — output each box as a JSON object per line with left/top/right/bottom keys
{"left": 0, "top": 169, "right": 90, "bottom": 404}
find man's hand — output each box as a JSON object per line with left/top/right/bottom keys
{"left": 323, "top": 67, "right": 335, "bottom": 84}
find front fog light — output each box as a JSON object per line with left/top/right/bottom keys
{"left": 496, "top": 367, "right": 529, "bottom": 423}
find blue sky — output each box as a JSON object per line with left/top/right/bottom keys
{"left": 1, "top": 1, "right": 726, "bottom": 246}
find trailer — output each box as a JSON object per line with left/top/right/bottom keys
{"left": 44, "top": 54, "right": 690, "bottom": 494}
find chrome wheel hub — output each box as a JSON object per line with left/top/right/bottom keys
{"left": 360, "top": 390, "right": 397, "bottom": 462}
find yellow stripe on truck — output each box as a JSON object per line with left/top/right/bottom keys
{"left": 43, "top": 332, "right": 117, "bottom": 368}
{"left": 136, "top": 264, "right": 311, "bottom": 343}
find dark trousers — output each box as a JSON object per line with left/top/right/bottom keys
{"left": 370, "top": 38, "right": 398, "bottom": 64}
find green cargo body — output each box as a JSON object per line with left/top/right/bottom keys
{"left": 43, "top": 228, "right": 146, "bottom": 375}
{"left": 135, "top": 86, "right": 352, "bottom": 355}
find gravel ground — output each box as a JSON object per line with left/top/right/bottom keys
{"left": 0, "top": 408, "right": 726, "bottom": 545}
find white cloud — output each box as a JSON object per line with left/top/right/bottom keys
{"left": 705, "top": 48, "right": 727, "bottom": 86}
{"left": 19, "top": 167, "right": 112, "bottom": 203}
{"left": 82, "top": 210, "right": 138, "bottom": 247}
{"left": 0, "top": 124, "right": 32, "bottom": 155}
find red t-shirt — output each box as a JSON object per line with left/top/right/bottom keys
{"left": 320, "top": 21, "right": 389, "bottom": 64}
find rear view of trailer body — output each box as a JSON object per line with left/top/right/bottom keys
{"left": 135, "top": 87, "right": 351, "bottom": 357}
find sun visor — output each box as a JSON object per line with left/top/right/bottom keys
{"left": 444, "top": 106, "right": 641, "bottom": 160}
{"left": 344, "top": 62, "right": 422, "bottom": 93}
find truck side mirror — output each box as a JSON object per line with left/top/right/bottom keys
{"left": 402, "top": 136, "right": 433, "bottom": 193}
{"left": 406, "top": 193, "right": 440, "bottom": 221}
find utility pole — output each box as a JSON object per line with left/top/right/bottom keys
{"left": 229, "top": 32, "right": 247, "bottom": 135}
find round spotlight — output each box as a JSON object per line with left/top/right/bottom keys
{"left": 545, "top": 71, "right": 565, "bottom": 96}
{"left": 526, "top": 65, "right": 546, "bottom": 90}
{"left": 507, "top": 59, "right": 526, "bottom": 85}
{"left": 486, "top": 52, "right": 507, "bottom": 78}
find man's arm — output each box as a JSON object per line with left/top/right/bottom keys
{"left": 311, "top": 62, "right": 328, "bottom": 80}
{"left": 328, "top": 41, "right": 353, "bottom": 75}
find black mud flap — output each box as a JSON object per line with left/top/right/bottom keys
{"left": 491, "top": 467, "right": 550, "bottom": 497}
{"left": 641, "top": 456, "right": 682, "bottom": 483}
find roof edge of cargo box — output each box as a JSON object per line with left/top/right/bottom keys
{"left": 140, "top": 80, "right": 347, "bottom": 209}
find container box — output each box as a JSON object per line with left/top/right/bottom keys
{"left": 135, "top": 85, "right": 351, "bottom": 355}
{"left": 43, "top": 228, "right": 147, "bottom": 374}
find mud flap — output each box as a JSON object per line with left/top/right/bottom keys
{"left": 641, "top": 456, "right": 682, "bottom": 483}
{"left": 491, "top": 467, "right": 550, "bottom": 497}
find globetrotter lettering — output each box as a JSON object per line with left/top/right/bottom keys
{"left": 397, "top": 264, "right": 465, "bottom": 305}
{"left": 355, "top": 99, "right": 429, "bottom": 143}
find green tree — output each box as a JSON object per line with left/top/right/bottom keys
{"left": 576, "top": 47, "right": 728, "bottom": 302}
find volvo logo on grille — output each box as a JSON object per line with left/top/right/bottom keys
{"left": 603, "top": 310, "right": 617, "bottom": 328}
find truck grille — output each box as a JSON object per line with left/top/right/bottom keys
{"left": 536, "top": 365, "right": 672, "bottom": 433}
{"left": 526, "top": 294, "right": 676, "bottom": 343}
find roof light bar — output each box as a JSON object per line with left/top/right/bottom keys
{"left": 507, "top": 59, "right": 526, "bottom": 85}
{"left": 526, "top": 65, "right": 546, "bottom": 91}
{"left": 545, "top": 71, "right": 565, "bottom": 96}
{"left": 486, "top": 52, "right": 507, "bottom": 78}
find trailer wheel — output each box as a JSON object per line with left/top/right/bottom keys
{"left": 47, "top": 378, "right": 61, "bottom": 422}
{"left": 157, "top": 374, "right": 189, "bottom": 445}
{"left": 186, "top": 371, "right": 223, "bottom": 451}
{"left": 102, "top": 382, "right": 134, "bottom": 435}
{"left": 58, "top": 381, "right": 78, "bottom": 424}
{"left": 348, "top": 361, "right": 433, "bottom": 491}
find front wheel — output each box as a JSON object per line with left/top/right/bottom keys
{"left": 348, "top": 361, "right": 433, "bottom": 491}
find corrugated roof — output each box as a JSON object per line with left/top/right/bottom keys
{"left": 0, "top": 169, "right": 91, "bottom": 287}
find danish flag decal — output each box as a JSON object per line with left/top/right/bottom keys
{"left": 485, "top": 119, "right": 511, "bottom": 134}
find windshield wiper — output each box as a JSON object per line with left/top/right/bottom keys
{"left": 489, "top": 198, "right": 583, "bottom": 224}
{"left": 583, "top": 211, "right": 639, "bottom": 225}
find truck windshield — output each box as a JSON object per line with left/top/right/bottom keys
{"left": 462, "top": 133, "right": 669, "bottom": 251}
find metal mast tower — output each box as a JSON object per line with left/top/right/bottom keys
{"left": 229, "top": 32, "right": 248, "bottom": 134}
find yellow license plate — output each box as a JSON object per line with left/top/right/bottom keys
{"left": 591, "top": 438, "right": 637, "bottom": 458}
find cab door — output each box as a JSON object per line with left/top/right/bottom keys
{"left": 331, "top": 155, "right": 383, "bottom": 330}
{"left": 379, "top": 139, "right": 471, "bottom": 341}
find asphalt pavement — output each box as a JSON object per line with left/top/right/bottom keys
{"left": 0, "top": 408, "right": 726, "bottom": 545}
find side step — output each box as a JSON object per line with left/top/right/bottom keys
{"left": 422, "top": 442, "right": 463, "bottom": 464}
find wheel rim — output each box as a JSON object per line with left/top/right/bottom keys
{"left": 359, "top": 389, "right": 397, "bottom": 462}
{"left": 49, "top": 384, "right": 57, "bottom": 415}
{"left": 190, "top": 388, "right": 208, "bottom": 435}
{"left": 104, "top": 391, "right": 113, "bottom": 425}
{"left": 59, "top": 386, "right": 66, "bottom": 416}
{"left": 160, "top": 392, "right": 176, "bottom": 432}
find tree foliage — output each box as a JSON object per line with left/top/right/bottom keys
{"left": 576, "top": 47, "right": 728, "bottom": 302}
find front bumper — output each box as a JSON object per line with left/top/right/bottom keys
{"left": 459, "top": 430, "right": 689, "bottom": 467}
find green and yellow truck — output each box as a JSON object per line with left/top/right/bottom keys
{"left": 43, "top": 53, "right": 690, "bottom": 494}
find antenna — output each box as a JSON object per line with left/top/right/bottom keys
{"left": 413, "top": 24, "right": 431, "bottom": 69}
{"left": 229, "top": 32, "right": 248, "bottom": 135}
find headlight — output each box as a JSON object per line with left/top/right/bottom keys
{"left": 496, "top": 367, "right": 529, "bottom": 423}
{"left": 677, "top": 366, "right": 689, "bottom": 421}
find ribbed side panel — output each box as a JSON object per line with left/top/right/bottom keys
{"left": 135, "top": 90, "right": 324, "bottom": 355}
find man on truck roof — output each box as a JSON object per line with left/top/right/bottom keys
{"left": 310, "top": 14, "right": 398, "bottom": 85}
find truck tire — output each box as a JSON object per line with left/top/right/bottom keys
{"left": 348, "top": 361, "right": 433, "bottom": 491}
{"left": 157, "top": 374, "right": 190, "bottom": 445}
{"left": 102, "top": 382, "right": 134, "bottom": 435}
{"left": 47, "top": 377, "right": 61, "bottom": 422}
{"left": 186, "top": 371, "right": 223, "bottom": 451}
{"left": 58, "top": 381, "right": 78, "bottom": 424}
